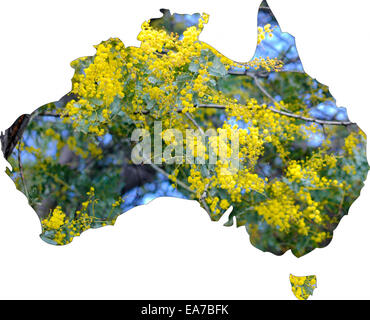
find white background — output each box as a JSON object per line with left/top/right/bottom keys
{"left": 0, "top": 0, "right": 369, "bottom": 299}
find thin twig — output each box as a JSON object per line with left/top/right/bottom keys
{"left": 252, "top": 74, "right": 282, "bottom": 105}
{"left": 228, "top": 69, "right": 256, "bottom": 76}
{"left": 227, "top": 68, "right": 305, "bottom": 77}
{"left": 268, "top": 105, "right": 353, "bottom": 126}
{"left": 185, "top": 112, "right": 205, "bottom": 135}
{"left": 147, "top": 161, "right": 196, "bottom": 194}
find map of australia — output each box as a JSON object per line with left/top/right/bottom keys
{"left": 1, "top": 1, "right": 368, "bottom": 259}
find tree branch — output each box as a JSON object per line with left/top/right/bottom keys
{"left": 36, "top": 112, "right": 64, "bottom": 118}
{"left": 251, "top": 75, "right": 354, "bottom": 126}
{"left": 36, "top": 85, "right": 355, "bottom": 127}
{"left": 196, "top": 104, "right": 226, "bottom": 110}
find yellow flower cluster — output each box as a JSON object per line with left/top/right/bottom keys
{"left": 87, "top": 143, "right": 103, "bottom": 159}
{"left": 41, "top": 187, "right": 123, "bottom": 245}
{"left": 290, "top": 274, "right": 317, "bottom": 300}
{"left": 311, "top": 231, "right": 328, "bottom": 243}
{"left": 42, "top": 126, "right": 104, "bottom": 161}
{"left": 204, "top": 196, "right": 230, "bottom": 217}
{"left": 45, "top": 128, "right": 60, "bottom": 140}
{"left": 344, "top": 132, "right": 360, "bottom": 156}
{"left": 343, "top": 164, "right": 356, "bottom": 175}
{"left": 257, "top": 24, "right": 274, "bottom": 45}
{"left": 255, "top": 181, "right": 302, "bottom": 233}
{"left": 286, "top": 153, "right": 342, "bottom": 189}
{"left": 73, "top": 40, "right": 125, "bottom": 105}
{"left": 187, "top": 166, "right": 210, "bottom": 198}
{"left": 206, "top": 196, "right": 221, "bottom": 216}
{"left": 208, "top": 122, "right": 265, "bottom": 167}
{"left": 66, "top": 136, "right": 88, "bottom": 159}
{"left": 298, "top": 190, "right": 322, "bottom": 224}
{"left": 42, "top": 206, "right": 66, "bottom": 230}
{"left": 62, "top": 39, "right": 127, "bottom": 136}
{"left": 226, "top": 99, "right": 303, "bottom": 160}
{"left": 186, "top": 132, "right": 208, "bottom": 160}
{"left": 247, "top": 57, "right": 283, "bottom": 72}
{"left": 24, "top": 145, "right": 42, "bottom": 158}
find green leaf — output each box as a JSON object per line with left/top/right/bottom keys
{"left": 189, "top": 61, "right": 200, "bottom": 73}
{"left": 208, "top": 56, "right": 227, "bottom": 77}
